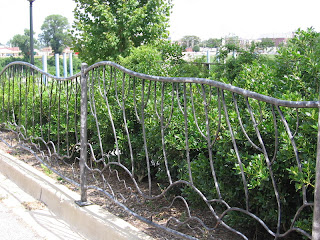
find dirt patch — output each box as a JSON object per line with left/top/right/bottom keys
{"left": 0, "top": 130, "right": 241, "bottom": 240}
{"left": 21, "top": 201, "right": 46, "bottom": 211}
{"left": 0, "top": 195, "right": 7, "bottom": 202}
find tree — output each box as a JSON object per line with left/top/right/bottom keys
{"left": 180, "top": 35, "right": 201, "bottom": 49}
{"left": 275, "top": 27, "right": 320, "bottom": 99}
{"left": 119, "top": 45, "right": 163, "bottom": 75}
{"left": 10, "top": 29, "right": 37, "bottom": 59}
{"left": 154, "top": 40, "right": 184, "bottom": 64}
{"left": 72, "top": 0, "right": 172, "bottom": 64}
{"left": 192, "top": 45, "right": 200, "bottom": 52}
{"left": 256, "top": 38, "right": 275, "bottom": 49}
{"left": 39, "top": 14, "right": 71, "bottom": 54}
{"left": 224, "top": 35, "right": 240, "bottom": 50}
{"left": 203, "top": 38, "right": 222, "bottom": 48}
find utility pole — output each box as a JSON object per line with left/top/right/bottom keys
{"left": 28, "top": 0, "right": 35, "bottom": 65}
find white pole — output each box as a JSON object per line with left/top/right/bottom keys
{"left": 69, "top": 52, "right": 73, "bottom": 76}
{"left": 63, "top": 52, "right": 67, "bottom": 78}
{"left": 42, "top": 55, "right": 47, "bottom": 73}
{"left": 207, "top": 50, "right": 210, "bottom": 71}
{"left": 55, "top": 54, "right": 60, "bottom": 77}
{"left": 42, "top": 55, "right": 47, "bottom": 84}
{"left": 216, "top": 48, "right": 220, "bottom": 63}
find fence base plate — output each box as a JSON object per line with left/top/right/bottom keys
{"left": 75, "top": 200, "right": 92, "bottom": 207}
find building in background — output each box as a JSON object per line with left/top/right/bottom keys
{"left": 0, "top": 46, "right": 21, "bottom": 57}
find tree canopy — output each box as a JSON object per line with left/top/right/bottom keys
{"left": 256, "top": 38, "right": 275, "bottom": 49}
{"left": 180, "top": 35, "right": 201, "bottom": 49}
{"left": 10, "top": 29, "right": 37, "bottom": 59}
{"left": 71, "top": 0, "right": 172, "bottom": 64}
{"left": 39, "top": 14, "right": 71, "bottom": 54}
{"left": 203, "top": 38, "right": 222, "bottom": 48}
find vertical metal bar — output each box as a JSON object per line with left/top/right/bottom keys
{"left": 66, "top": 81, "right": 70, "bottom": 155}
{"left": 18, "top": 67, "right": 22, "bottom": 127}
{"left": 31, "top": 69, "right": 35, "bottom": 135}
{"left": 12, "top": 66, "right": 15, "bottom": 124}
{"left": 1, "top": 71, "right": 5, "bottom": 123}
{"left": 74, "top": 77, "right": 79, "bottom": 143}
{"left": 312, "top": 106, "right": 320, "bottom": 240}
{"left": 160, "top": 82, "right": 172, "bottom": 184}
{"left": 222, "top": 90, "right": 249, "bottom": 211}
{"left": 47, "top": 82, "right": 54, "bottom": 142}
{"left": 7, "top": 67, "right": 10, "bottom": 123}
{"left": 25, "top": 68, "right": 29, "bottom": 132}
{"left": 39, "top": 72, "right": 43, "bottom": 139}
{"left": 57, "top": 80, "right": 61, "bottom": 153}
{"left": 183, "top": 83, "right": 193, "bottom": 185}
{"left": 140, "top": 79, "right": 152, "bottom": 195}
{"left": 77, "top": 63, "right": 88, "bottom": 205}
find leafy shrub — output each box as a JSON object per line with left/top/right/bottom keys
{"left": 1, "top": 28, "right": 319, "bottom": 239}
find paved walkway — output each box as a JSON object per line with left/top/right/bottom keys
{"left": 0, "top": 203, "right": 43, "bottom": 240}
{"left": 0, "top": 171, "right": 87, "bottom": 240}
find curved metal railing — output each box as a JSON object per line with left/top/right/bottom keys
{"left": 0, "top": 61, "right": 319, "bottom": 240}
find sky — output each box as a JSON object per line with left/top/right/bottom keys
{"left": 1, "top": 0, "right": 320, "bottom": 45}
{"left": 0, "top": 0, "right": 76, "bottom": 44}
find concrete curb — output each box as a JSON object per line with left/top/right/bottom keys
{"left": 0, "top": 149, "right": 153, "bottom": 240}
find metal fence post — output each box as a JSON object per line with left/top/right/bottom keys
{"left": 76, "top": 63, "right": 89, "bottom": 206}
{"left": 312, "top": 107, "right": 320, "bottom": 240}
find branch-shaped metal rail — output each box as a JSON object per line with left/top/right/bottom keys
{"left": 1, "top": 61, "right": 319, "bottom": 240}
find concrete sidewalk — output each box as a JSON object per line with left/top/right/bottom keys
{"left": 0, "top": 171, "right": 87, "bottom": 240}
{"left": 0, "top": 149, "right": 153, "bottom": 240}
{"left": 0, "top": 201, "right": 43, "bottom": 240}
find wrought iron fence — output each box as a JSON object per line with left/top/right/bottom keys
{"left": 1, "top": 61, "right": 320, "bottom": 240}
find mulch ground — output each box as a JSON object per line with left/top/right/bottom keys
{"left": 0, "top": 130, "right": 242, "bottom": 240}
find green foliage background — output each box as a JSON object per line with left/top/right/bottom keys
{"left": 39, "top": 14, "right": 71, "bottom": 54}
{"left": 1, "top": 28, "right": 320, "bottom": 239}
{"left": 72, "top": 0, "right": 172, "bottom": 64}
{"left": 116, "top": 28, "right": 320, "bottom": 238}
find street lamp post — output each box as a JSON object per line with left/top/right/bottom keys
{"left": 28, "top": 0, "right": 35, "bottom": 65}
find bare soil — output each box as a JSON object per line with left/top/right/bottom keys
{"left": 0, "top": 130, "right": 242, "bottom": 240}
